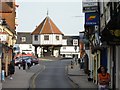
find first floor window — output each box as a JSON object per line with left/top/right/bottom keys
{"left": 56, "top": 36, "right": 59, "bottom": 40}
{"left": 44, "top": 35, "right": 49, "bottom": 40}
{"left": 34, "top": 35, "right": 38, "bottom": 41}
{"left": 21, "top": 36, "right": 26, "bottom": 42}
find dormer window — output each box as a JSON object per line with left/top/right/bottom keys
{"left": 44, "top": 35, "right": 49, "bottom": 40}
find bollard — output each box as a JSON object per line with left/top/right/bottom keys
{"left": 71, "top": 61, "right": 74, "bottom": 69}
{"left": 75, "top": 58, "right": 77, "bottom": 65}
{"left": 1, "top": 70, "right": 5, "bottom": 81}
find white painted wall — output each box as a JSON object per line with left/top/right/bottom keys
{"left": 32, "top": 34, "right": 63, "bottom": 45}
{"left": 60, "top": 46, "right": 79, "bottom": 53}
{"left": 60, "top": 46, "right": 80, "bottom": 58}
{"left": 40, "top": 34, "right": 62, "bottom": 45}
{"left": 17, "top": 44, "right": 35, "bottom": 54}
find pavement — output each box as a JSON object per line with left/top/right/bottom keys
{"left": 67, "top": 63, "right": 98, "bottom": 89}
{"left": 2, "top": 64, "right": 43, "bottom": 89}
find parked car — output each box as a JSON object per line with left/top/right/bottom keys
{"left": 15, "top": 57, "right": 22, "bottom": 66}
{"left": 31, "top": 57, "right": 39, "bottom": 65}
{"left": 15, "top": 56, "right": 39, "bottom": 66}
{"left": 15, "top": 56, "right": 30, "bottom": 66}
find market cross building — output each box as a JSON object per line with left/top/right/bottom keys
{"left": 31, "top": 16, "right": 63, "bottom": 58}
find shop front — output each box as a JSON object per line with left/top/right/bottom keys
{"left": 0, "top": 43, "right": 13, "bottom": 81}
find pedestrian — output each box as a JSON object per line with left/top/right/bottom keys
{"left": 98, "top": 66, "right": 111, "bottom": 90}
{"left": 26, "top": 58, "right": 31, "bottom": 69}
{"left": 22, "top": 59, "right": 26, "bottom": 70}
{"left": 71, "top": 61, "right": 74, "bottom": 69}
{"left": 75, "top": 57, "right": 77, "bottom": 65}
{"left": 78, "top": 58, "right": 81, "bottom": 69}
{"left": 80, "top": 58, "right": 84, "bottom": 69}
{"left": 8, "top": 60, "right": 15, "bottom": 80}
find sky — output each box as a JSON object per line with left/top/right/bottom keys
{"left": 16, "top": 0, "right": 85, "bottom": 36}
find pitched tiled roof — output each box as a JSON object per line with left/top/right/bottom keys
{"left": 0, "top": 2, "right": 16, "bottom": 31}
{"left": 2, "top": 11, "right": 16, "bottom": 30}
{"left": 32, "top": 16, "right": 63, "bottom": 35}
{"left": 0, "top": 2, "right": 13, "bottom": 13}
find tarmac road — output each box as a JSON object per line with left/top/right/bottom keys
{"left": 31, "top": 59, "right": 75, "bottom": 88}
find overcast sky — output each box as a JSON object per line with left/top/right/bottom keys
{"left": 16, "top": 0, "right": 85, "bottom": 35}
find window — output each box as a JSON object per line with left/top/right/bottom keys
{"left": 44, "top": 35, "right": 49, "bottom": 40}
{"left": 21, "top": 37, "right": 26, "bottom": 42}
{"left": 56, "top": 36, "right": 59, "bottom": 40}
{"left": 29, "top": 45, "right": 32, "bottom": 49}
{"left": 34, "top": 35, "right": 38, "bottom": 41}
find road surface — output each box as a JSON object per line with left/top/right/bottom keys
{"left": 33, "top": 59, "right": 75, "bottom": 88}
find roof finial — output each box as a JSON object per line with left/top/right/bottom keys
{"left": 47, "top": 9, "right": 49, "bottom": 16}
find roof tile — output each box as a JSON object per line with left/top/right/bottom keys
{"left": 32, "top": 16, "right": 63, "bottom": 35}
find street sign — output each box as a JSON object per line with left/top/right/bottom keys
{"left": 73, "top": 39, "right": 78, "bottom": 46}
{"left": 85, "top": 12, "right": 99, "bottom": 26}
{"left": 82, "top": 0, "right": 98, "bottom": 12}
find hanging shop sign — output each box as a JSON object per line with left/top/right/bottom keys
{"left": 108, "top": 29, "right": 120, "bottom": 45}
{"left": 85, "top": 12, "right": 99, "bottom": 26}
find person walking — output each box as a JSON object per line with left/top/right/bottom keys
{"left": 98, "top": 66, "right": 111, "bottom": 90}
{"left": 22, "top": 59, "right": 26, "bottom": 70}
{"left": 8, "top": 61, "right": 15, "bottom": 80}
{"left": 80, "top": 58, "right": 84, "bottom": 69}
{"left": 26, "top": 58, "right": 31, "bottom": 69}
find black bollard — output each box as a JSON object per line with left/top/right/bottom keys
{"left": 71, "top": 61, "right": 74, "bottom": 69}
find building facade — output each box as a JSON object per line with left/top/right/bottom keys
{"left": 60, "top": 36, "right": 80, "bottom": 58}
{"left": 15, "top": 32, "right": 35, "bottom": 54}
{"left": 82, "top": 1, "right": 120, "bottom": 89}
{"left": 99, "top": 1, "right": 120, "bottom": 89}
{"left": 32, "top": 16, "right": 63, "bottom": 58}
{"left": 0, "top": 1, "right": 17, "bottom": 85}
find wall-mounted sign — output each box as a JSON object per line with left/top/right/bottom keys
{"left": 82, "top": 0, "right": 98, "bottom": 12}
{"left": 85, "top": 12, "right": 99, "bottom": 26}
{"left": 73, "top": 39, "right": 78, "bottom": 46}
